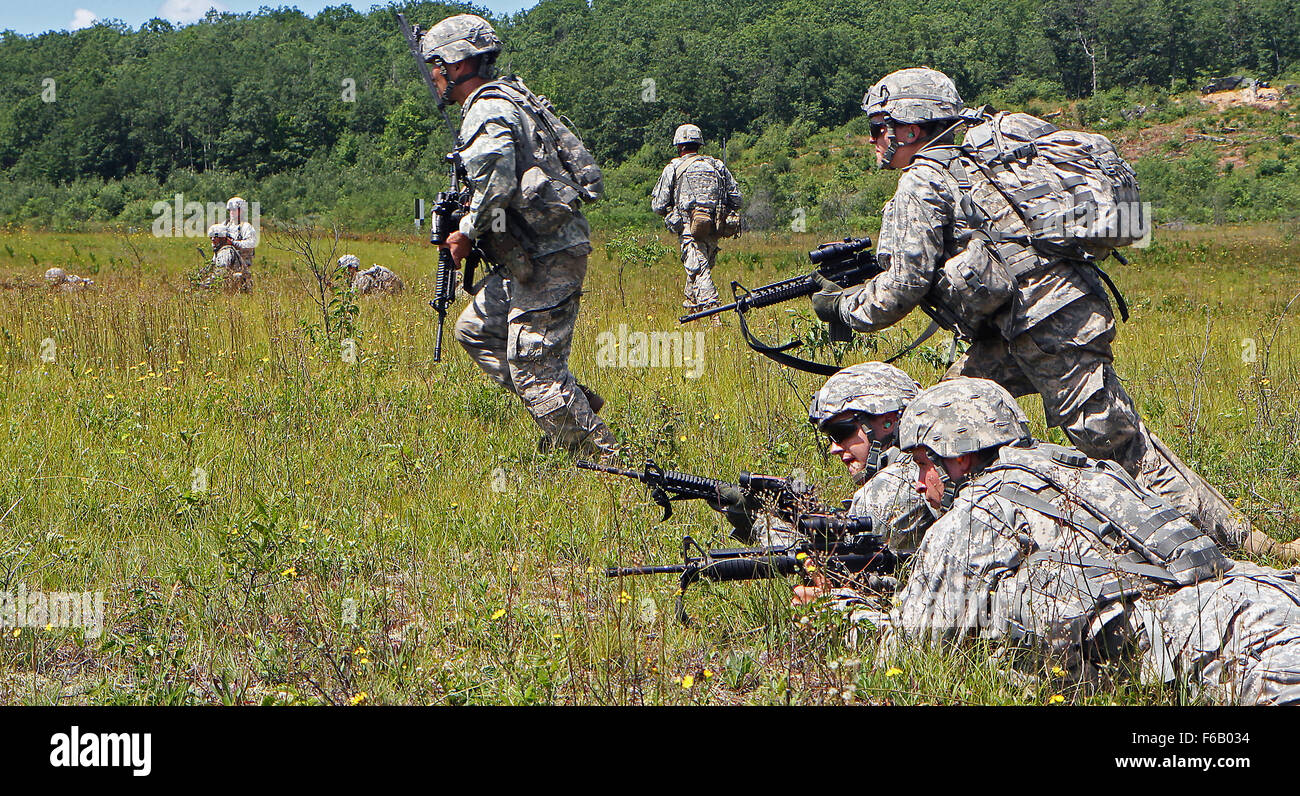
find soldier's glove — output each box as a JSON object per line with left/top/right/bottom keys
{"left": 706, "top": 484, "right": 763, "bottom": 541}
{"left": 810, "top": 272, "right": 854, "bottom": 342}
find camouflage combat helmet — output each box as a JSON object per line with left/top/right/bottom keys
{"left": 809, "top": 362, "right": 920, "bottom": 483}
{"left": 420, "top": 14, "right": 502, "bottom": 65}
{"left": 207, "top": 223, "right": 228, "bottom": 240}
{"left": 809, "top": 362, "right": 919, "bottom": 425}
{"left": 44, "top": 267, "right": 66, "bottom": 283}
{"left": 861, "top": 67, "right": 963, "bottom": 125}
{"left": 226, "top": 196, "right": 248, "bottom": 220}
{"left": 673, "top": 124, "right": 704, "bottom": 147}
{"left": 338, "top": 254, "right": 361, "bottom": 270}
{"left": 899, "top": 377, "right": 1030, "bottom": 459}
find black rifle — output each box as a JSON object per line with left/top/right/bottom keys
{"left": 680, "top": 237, "right": 884, "bottom": 375}
{"left": 683, "top": 236, "right": 967, "bottom": 374}
{"left": 396, "top": 12, "right": 485, "bottom": 362}
{"left": 606, "top": 525, "right": 899, "bottom": 624}
{"left": 680, "top": 237, "right": 880, "bottom": 324}
{"left": 576, "top": 459, "right": 820, "bottom": 522}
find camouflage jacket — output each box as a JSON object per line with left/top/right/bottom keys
{"left": 351, "top": 265, "right": 403, "bottom": 294}
{"left": 226, "top": 221, "right": 257, "bottom": 266}
{"left": 839, "top": 153, "right": 1110, "bottom": 341}
{"left": 456, "top": 80, "right": 591, "bottom": 263}
{"left": 651, "top": 154, "right": 742, "bottom": 232}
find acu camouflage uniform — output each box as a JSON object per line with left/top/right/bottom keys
{"left": 202, "top": 225, "right": 250, "bottom": 292}
{"left": 836, "top": 67, "right": 1252, "bottom": 552}
{"left": 43, "top": 267, "right": 93, "bottom": 293}
{"left": 651, "top": 132, "right": 742, "bottom": 311}
{"left": 429, "top": 17, "right": 616, "bottom": 457}
{"left": 225, "top": 197, "right": 257, "bottom": 272}
{"left": 867, "top": 378, "right": 1300, "bottom": 705}
{"left": 352, "top": 265, "right": 405, "bottom": 295}
{"left": 806, "top": 361, "right": 934, "bottom": 555}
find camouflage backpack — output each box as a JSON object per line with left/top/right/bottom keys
{"left": 943, "top": 111, "right": 1146, "bottom": 261}
{"left": 675, "top": 155, "right": 741, "bottom": 238}
{"left": 475, "top": 76, "right": 604, "bottom": 204}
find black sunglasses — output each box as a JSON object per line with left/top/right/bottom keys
{"left": 819, "top": 416, "right": 865, "bottom": 443}
{"left": 869, "top": 122, "right": 887, "bottom": 139}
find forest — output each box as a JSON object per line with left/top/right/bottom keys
{"left": 1, "top": 0, "right": 1298, "bottom": 230}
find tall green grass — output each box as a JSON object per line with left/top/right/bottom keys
{"left": 0, "top": 223, "right": 1296, "bottom": 704}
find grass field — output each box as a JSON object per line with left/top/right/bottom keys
{"left": 1, "top": 221, "right": 1298, "bottom": 705}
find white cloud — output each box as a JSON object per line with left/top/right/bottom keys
{"left": 69, "top": 9, "right": 99, "bottom": 30}
{"left": 158, "top": 0, "right": 230, "bottom": 25}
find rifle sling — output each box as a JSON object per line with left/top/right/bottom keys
{"left": 734, "top": 303, "right": 841, "bottom": 376}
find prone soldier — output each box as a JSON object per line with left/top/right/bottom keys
{"left": 868, "top": 377, "right": 1300, "bottom": 705}
{"left": 43, "top": 267, "right": 94, "bottom": 292}
{"left": 339, "top": 255, "right": 405, "bottom": 295}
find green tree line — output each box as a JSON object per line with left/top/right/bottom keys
{"left": 0, "top": 0, "right": 1297, "bottom": 230}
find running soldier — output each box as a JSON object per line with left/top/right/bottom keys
{"left": 809, "top": 67, "right": 1298, "bottom": 562}
{"left": 651, "top": 124, "right": 743, "bottom": 314}
{"left": 421, "top": 13, "right": 618, "bottom": 458}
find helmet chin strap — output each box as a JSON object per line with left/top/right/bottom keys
{"left": 880, "top": 120, "right": 902, "bottom": 169}
{"left": 924, "top": 450, "right": 965, "bottom": 513}
{"left": 850, "top": 417, "right": 899, "bottom": 485}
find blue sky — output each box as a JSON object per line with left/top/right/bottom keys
{"left": 2, "top": 2, "right": 538, "bottom": 36}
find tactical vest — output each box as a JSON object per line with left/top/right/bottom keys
{"left": 986, "top": 442, "right": 1229, "bottom": 588}
{"left": 471, "top": 77, "right": 603, "bottom": 239}
{"left": 975, "top": 442, "right": 1230, "bottom": 662}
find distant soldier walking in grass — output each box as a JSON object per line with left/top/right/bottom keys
{"left": 809, "top": 67, "right": 1299, "bottom": 563}
{"left": 43, "top": 267, "right": 93, "bottom": 292}
{"left": 651, "top": 124, "right": 743, "bottom": 314}
{"left": 224, "top": 196, "right": 257, "bottom": 291}
{"left": 339, "top": 255, "right": 404, "bottom": 295}
{"left": 203, "top": 223, "right": 250, "bottom": 293}
{"left": 420, "top": 13, "right": 618, "bottom": 459}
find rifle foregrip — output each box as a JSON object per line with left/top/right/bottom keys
{"left": 698, "top": 556, "right": 800, "bottom": 582}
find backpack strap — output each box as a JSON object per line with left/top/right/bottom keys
{"left": 474, "top": 79, "right": 592, "bottom": 200}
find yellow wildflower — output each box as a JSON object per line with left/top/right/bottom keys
{"left": 281, "top": 566, "right": 297, "bottom": 578}
{"left": 1048, "top": 694, "right": 1065, "bottom": 704}
{"left": 884, "top": 667, "right": 903, "bottom": 677}
{"left": 681, "top": 674, "right": 694, "bottom": 689}
{"left": 491, "top": 608, "right": 506, "bottom": 620}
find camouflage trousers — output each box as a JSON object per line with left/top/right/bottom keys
{"left": 1140, "top": 561, "right": 1300, "bottom": 705}
{"left": 679, "top": 230, "right": 720, "bottom": 310}
{"left": 946, "top": 293, "right": 1251, "bottom": 550}
{"left": 453, "top": 248, "right": 618, "bottom": 458}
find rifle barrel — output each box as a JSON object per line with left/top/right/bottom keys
{"left": 606, "top": 564, "right": 689, "bottom": 577}
{"left": 575, "top": 460, "right": 643, "bottom": 480}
